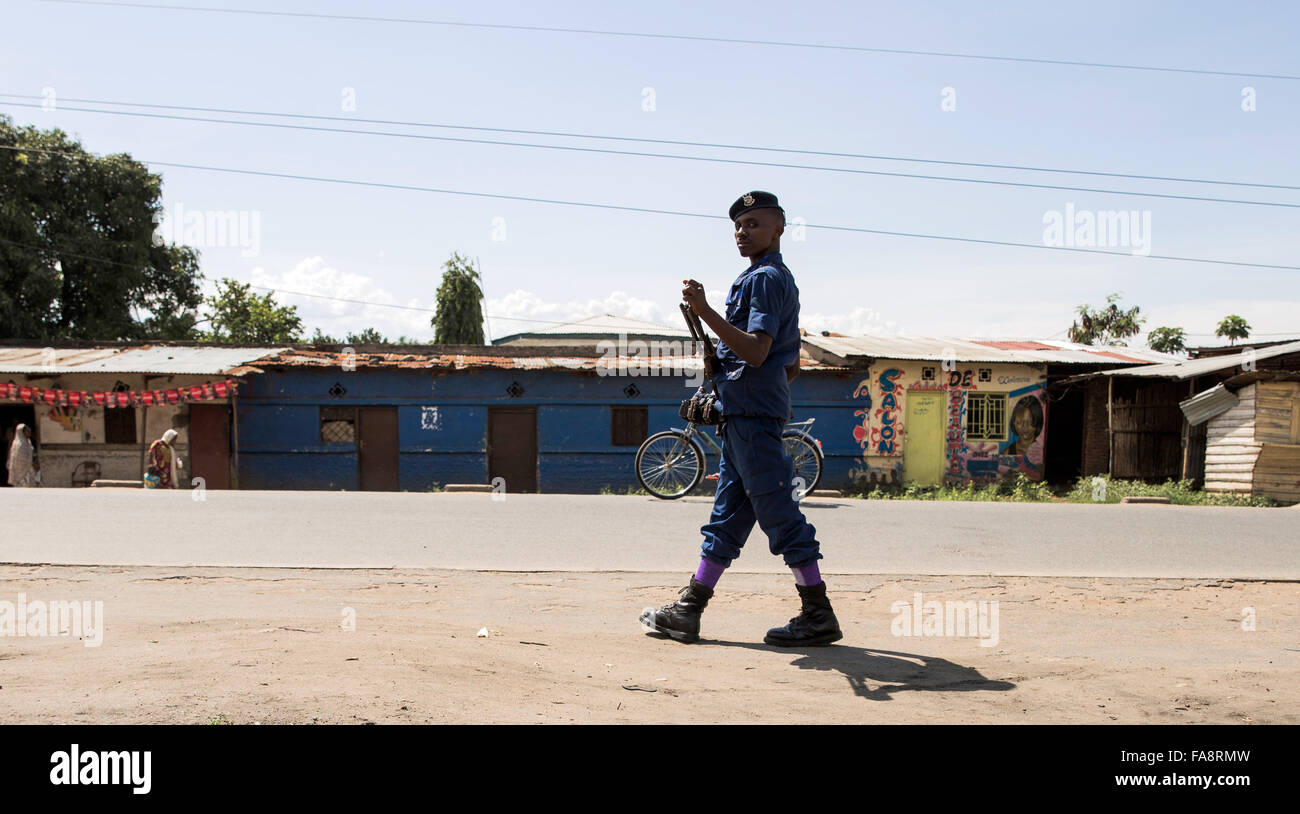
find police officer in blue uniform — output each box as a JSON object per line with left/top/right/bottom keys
{"left": 641, "top": 191, "right": 842, "bottom": 646}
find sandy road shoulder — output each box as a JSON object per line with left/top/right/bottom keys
{"left": 0, "top": 566, "right": 1294, "bottom": 724}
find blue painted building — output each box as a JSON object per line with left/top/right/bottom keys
{"left": 231, "top": 345, "right": 862, "bottom": 493}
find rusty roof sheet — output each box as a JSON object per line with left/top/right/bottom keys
{"left": 234, "top": 348, "right": 850, "bottom": 373}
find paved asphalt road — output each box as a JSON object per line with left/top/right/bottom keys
{"left": 1, "top": 489, "right": 1295, "bottom": 578}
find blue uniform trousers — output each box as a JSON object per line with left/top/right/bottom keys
{"left": 699, "top": 415, "right": 821, "bottom": 568}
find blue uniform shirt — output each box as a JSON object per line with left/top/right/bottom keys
{"left": 712, "top": 252, "right": 801, "bottom": 419}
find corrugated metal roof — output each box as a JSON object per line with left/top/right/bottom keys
{"left": 974, "top": 340, "right": 1060, "bottom": 351}
{"left": 801, "top": 335, "right": 1176, "bottom": 365}
{"left": 1188, "top": 338, "right": 1300, "bottom": 357}
{"left": 1179, "top": 383, "right": 1239, "bottom": 426}
{"left": 1081, "top": 339, "right": 1300, "bottom": 380}
{"left": 1222, "top": 370, "right": 1300, "bottom": 390}
{"left": 0, "top": 347, "right": 120, "bottom": 370}
{"left": 237, "top": 348, "right": 850, "bottom": 373}
{"left": 0, "top": 345, "right": 288, "bottom": 374}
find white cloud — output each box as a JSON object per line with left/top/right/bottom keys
{"left": 800, "top": 307, "right": 904, "bottom": 337}
{"left": 486, "top": 289, "right": 702, "bottom": 339}
{"left": 244, "top": 257, "right": 435, "bottom": 341}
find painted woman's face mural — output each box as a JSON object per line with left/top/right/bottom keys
{"left": 1012, "top": 405, "right": 1035, "bottom": 449}
{"left": 1009, "top": 396, "right": 1044, "bottom": 455}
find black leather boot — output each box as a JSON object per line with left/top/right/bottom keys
{"left": 640, "top": 577, "right": 713, "bottom": 643}
{"left": 764, "top": 581, "right": 843, "bottom": 647}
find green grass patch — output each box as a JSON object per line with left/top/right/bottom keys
{"left": 600, "top": 484, "right": 652, "bottom": 496}
{"left": 842, "top": 473, "right": 1282, "bottom": 507}
{"left": 844, "top": 473, "right": 1057, "bottom": 502}
{"left": 1062, "top": 474, "right": 1280, "bottom": 507}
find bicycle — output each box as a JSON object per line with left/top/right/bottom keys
{"left": 635, "top": 417, "right": 824, "bottom": 500}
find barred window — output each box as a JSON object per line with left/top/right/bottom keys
{"left": 965, "top": 393, "right": 1007, "bottom": 440}
{"left": 320, "top": 406, "right": 356, "bottom": 443}
{"left": 611, "top": 406, "right": 648, "bottom": 446}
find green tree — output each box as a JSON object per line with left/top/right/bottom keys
{"left": 204, "top": 279, "right": 302, "bottom": 343}
{"left": 1067, "top": 292, "right": 1145, "bottom": 346}
{"left": 1147, "top": 326, "right": 1187, "bottom": 354}
{"left": 309, "top": 327, "right": 421, "bottom": 345}
{"left": 345, "top": 327, "right": 387, "bottom": 345}
{"left": 1215, "top": 315, "right": 1251, "bottom": 345}
{"left": 309, "top": 327, "right": 341, "bottom": 344}
{"left": 0, "top": 115, "right": 203, "bottom": 341}
{"left": 431, "top": 252, "right": 485, "bottom": 345}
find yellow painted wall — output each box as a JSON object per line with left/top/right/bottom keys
{"left": 846, "top": 359, "right": 1049, "bottom": 485}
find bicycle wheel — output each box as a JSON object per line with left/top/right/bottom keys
{"left": 783, "top": 432, "right": 823, "bottom": 499}
{"left": 636, "top": 431, "right": 706, "bottom": 499}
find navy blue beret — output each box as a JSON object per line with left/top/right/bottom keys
{"left": 729, "top": 190, "right": 783, "bottom": 221}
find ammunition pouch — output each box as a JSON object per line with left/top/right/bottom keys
{"left": 679, "top": 390, "right": 723, "bottom": 425}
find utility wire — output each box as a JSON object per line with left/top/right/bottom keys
{"left": 38, "top": 0, "right": 1300, "bottom": 82}
{"left": 5, "top": 234, "right": 1296, "bottom": 337}
{"left": 2, "top": 143, "right": 1300, "bottom": 273}
{"left": 2, "top": 144, "right": 1297, "bottom": 272}
{"left": 4, "top": 100, "right": 1297, "bottom": 210}
{"left": 3, "top": 92, "right": 1294, "bottom": 192}
{"left": 1179, "top": 331, "right": 1299, "bottom": 338}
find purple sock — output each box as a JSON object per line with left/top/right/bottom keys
{"left": 694, "top": 558, "right": 726, "bottom": 589}
{"left": 792, "top": 562, "right": 822, "bottom": 587}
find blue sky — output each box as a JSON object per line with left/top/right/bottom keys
{"left": 4, "top": 0, "right": 1298, "bottom": 345}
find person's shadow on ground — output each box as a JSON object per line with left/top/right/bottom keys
{"left": 703, "top": 640, "right": 1015, "bottom": 701}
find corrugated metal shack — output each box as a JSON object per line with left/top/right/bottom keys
{"left": 0, "top": 344, "right": 284, "bottom": 488}
{"left": 1055, "top": 339, "right": 1300, "bottom": 488}
{"left": 1179, "top": 371, "right": 1300, "bottom": 502}
{"left": 800, "top": 335, "right": 1175, "bottom": 487}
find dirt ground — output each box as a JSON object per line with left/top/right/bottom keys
{"left": 0, "top": 565, "right": 1295, "bottom": 724}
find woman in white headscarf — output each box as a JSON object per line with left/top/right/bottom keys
{"left": 146, "top": 428, "right": 179, "bottom": 489}
{"left": 7, "top": 423, "right": 37, "bottom": 487}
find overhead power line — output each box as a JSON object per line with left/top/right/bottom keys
{"left": 39, "top": 0, "right": 1300, "bottom": 81}
{"left": 1, "top": 143, "right": 1297, "bottom": 272}
{"left": 1180, "top": 332, "right": 1300, "bottom": 338}
{"left": 5, "top": 235, "right": 1297, "bottom": 340}
{"left": 4, "top": 100, "right": 1298, "bottom": 210}
{"left": 3, "top": 92, "right": 1294, "bottom": 193}
{"left": 7, "top": 237, "right": 1295, "bottom": 340}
